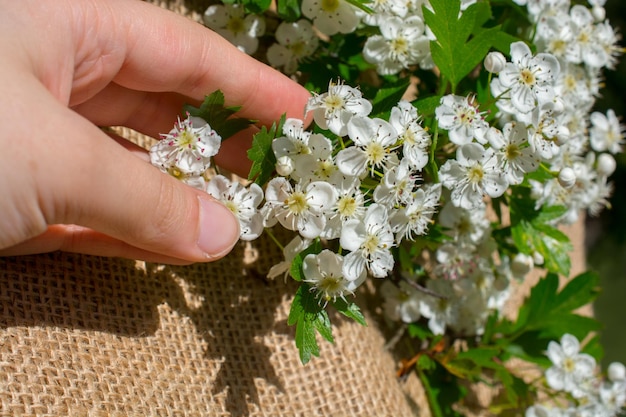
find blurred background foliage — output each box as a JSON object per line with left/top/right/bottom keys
{"left": 588, "top": 0, "right": 626, "bottom": 367}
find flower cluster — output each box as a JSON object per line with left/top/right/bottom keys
{"left": 527, "top": 334, "right": 626, "bottom": 417}
{"left": 149, "top": 0, "right": 626, "bottom": 413}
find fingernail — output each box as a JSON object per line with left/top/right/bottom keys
{"left": 197, "top": 196, "right": 240, "bottom": 260}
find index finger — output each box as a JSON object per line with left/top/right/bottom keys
{"left": 108, "top": 0, "right": 310, "bottom": 125}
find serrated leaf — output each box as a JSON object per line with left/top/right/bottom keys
{"left": 288, "top": 284, "right": 334, "bottom": 364}
{"left": 247, "top": 115, "right": 285, "bottom": 186}
{"left": 332, "top": 298, "right": 367, "bottom": 326}
{"left": 289, "top": 240, "right": 322, "bottom": 282}
{"left": 553, "top": 271, "right": 600, "bottom": 313}
{"left": 423, "top": 0, "right": 505, "bottom": 90}
{"left": 183, "top": 90, "right": 254, "bottom": 140}
{"left": 370, "top": 78, "right": 411, "bottom": 117}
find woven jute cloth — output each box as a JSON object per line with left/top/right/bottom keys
{"left": 0, "top": 230, "right": 419, "bottom": 416}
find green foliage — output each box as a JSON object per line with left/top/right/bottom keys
{"left": 509, "top": 187, "right": 574, "bottom": 276}
{"left": 289, "top": 239, "right": 322, "bottom": 282}
{"left": 287, "top": 284, "right": 333, "bottom": 364}
{"left": 423, "top": 0, "right": 511, "bottom": 92}
{"left": 247, "top": 115, "right": 285, "bottom": 186}
{"left": 183, "top": 90, "right": 254, "bottom": 140}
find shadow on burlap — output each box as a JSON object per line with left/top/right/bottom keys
{"left": 0, "top": 227, "right": 420, "bottom": 416}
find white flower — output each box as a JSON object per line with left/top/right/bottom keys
{"left": 305, "top": 80, "right": 372, "bottom": 136}
{"left": 438, "top": 200, "right": 490, "bottom": 245}
{"left": 323, "top": 176, "right": 366, "bottom": 240}
{"left": 362, "top": 0, "right": 408, "bottom": 26}
{"left": 336, "top": 116, "right": 399, "bottom": 177}
{"left": 545, "top": 333, "right": 597, "bottom": 397}
{"left": 363, "top": 15, "right": 430, "bottom": 75}
{"left": 419, "top": 279, "right": 455, "bottom": 335}
{"left": 373, "top": 159, "right": 419, "bottom": 207}
{"left": 486, "top": 122, "right": 540, "bottom": 185}
{"left": 263, "top": 177, "right": 337, "bottom": 239}
{"left": 267, "top": 19, "right": 319, "bottom": 74}
{"left": 381, "top": 280, "right": 421, "bottom": 323}
{"left": 436, "top": 94, "right": 489, "bottom": 145}
{"left": 150, "top": 115, "right": 221, "bottom": 176}
{"left": 340, "top": 203, "right": 395, "bottom": 280}
{"left": 439, "top": 143, "right": 508, "bottom": 210}
{"left": 497, "top": 41, "right": 560, "bottom": 114}
{"left": 206, "top": 175, "right": 264, "bottom": 241}
{"left": 389, "top": 100, "right": 431, "bottom": 170}
{"left": 301, "top": 0, "right": 360, "bottom": 36}
{"left": 267, "top": 235, "right": 311, "bottom": 279}
{"left": 589, "top": 109, "right": 625, "bottom": 154}
{"left": 564, "top": 5, "right": 606, "bottom": 68}
{"left": 303, "top": 250, "right": 366, "bottom": 305}
{"left": 390, "top": 183, "right": 442, "bottom": 242}
{"left": 608, "top": 362, "right": 626, "bottom": 382}
{"left": 203, "top": 4, "right": 265, "bottom": 54}
{"left": 272, "top": 118, "right": 333, "bottom": 181}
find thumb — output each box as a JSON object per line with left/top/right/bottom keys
{"left": 7, "top": 99, "right": 240, "bottom": 262}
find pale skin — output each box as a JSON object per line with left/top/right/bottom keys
{"left": 0, "top": 0, "right": 310, "bottom": 264}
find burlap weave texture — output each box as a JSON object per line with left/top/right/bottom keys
{"left": 0, "top": 230, "right": 417, "bottom": 416}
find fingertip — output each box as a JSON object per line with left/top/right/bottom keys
{"left": 196, "top": 195, "right": 240, "bottom": 261}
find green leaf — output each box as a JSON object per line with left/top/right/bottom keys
{"left": 552, "top": 271, "right": 601, "bottom": 313}
{"left": 370, "top": 77, "right": 411, "bottom": 117}
{"left": 247, "top": 115, "right": 285, "bottom": 186}
{"left": 423, "top": 0, "right": 504, "bottom": 90}
{"left": 510, "top": 188, "right": 573, "bottom": 276}
{"left": 183, "top": 90, "right": 254, "bottom": 140}
{"left": 289, "top": 240, "right": 322, "bottom": 282}
{"left": 418, "top": 362, "right": 466, "bottom": 417}
{"left": 242, "top": 0, "right": 272, "bottom": 14}
{"left": 332, "top": 298, "right": 367, "bottom": 326}
{"left": 276, "top": 0, "right": 301, "bottom": 21}
{"left": 412, "top": 95, "right": 441, "bottom": 117}
{"left": 288, "top": 284, "right": 334, "bottom": 364}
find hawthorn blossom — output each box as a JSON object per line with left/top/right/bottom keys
{"left": 263, "top": 177, "right": 337, "bottom": 239}
{"left": 438, "top": 200, "right": 490, "bottom": 245}
{"left": 303, "top": 250, "right": 366, "bottom": 305}
{"left": 340, "top": 203, "right": 395, "bottom": 280}
{"left": 436, "top": 94, "right": 489, "bottom": 145}
{"left": 203, "top": 4, "right": 265, "bottom": 54}
{"left": 206, "top": 175, "right": 264, "bottom": 241}
{"left": 336, "top": 116, "right": 399, "bottom": 177}
{"left": 439, "top": 143, "right": 508, "bottom": 210}
{"left": 301, "top": 0, "right": 360, "bottom": 36}
{"left": 389, "top": 100, "right": 431, "bottom": 170}
{"left": 419, "top": 279, "right": 456, "bottom": 335}
{"left": 272, "top": 118, "right": 333, "bottom": 181}
{"left": 496, "top": 41, "right": 560, "bottom": 114}
{"left": 589, "top": 109, "right": 625, "bottom": 154}
{"left": 564, "top": 5, "right": 605, "bottom": 68}
{"left": 266, "top": 19, "right": 319, "bottom": 74}
{"left": 389, "top": 183, "right": 442, "bottom": 242}
{"left": 486, "top": 122, "right": 540, "bottom": 185}
{"left": 363, "top": 15, "right": 430, "bottom": 75}
{"left": 305, "top": 81, "right": 372, "bottom": 136}
{"left": 380, "top": 280, "right": 421, "bottom": 323}
{"left": 546, "top": 333, "right": 597, "bottom": 397}
{"left": 150, "top": 115, "right": 221, "bottom": 177}
{"left": 373, "top": 159, "right": 419, "bottom": 207}
{"left": 322, "top": 176, "right": 366, "bottom": 240}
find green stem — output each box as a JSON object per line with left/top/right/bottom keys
{"left": 417, "top": 368, "right": 445, "bottom": 417}
{"left": 264, "top": 228, "right": 284, "bottom": 251}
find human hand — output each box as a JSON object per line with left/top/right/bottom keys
{"left": 0, "top": 0, "right": 310, "bottom": 264}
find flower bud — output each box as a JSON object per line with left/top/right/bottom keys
{"left": 275, "top": 155, "right": 294, "bottom": 177}
{"left": 608, "top": 362, "right": 626, "bottom": 382}
{"left": 597, "top": 153, "right": 616, "bottom": 177}
{"left": 484, "top": 51, "right": 506, "bottom": 74}
{"left": 511, "top": 253, "right": 534, "bottom": 279}
{"left": 558, "top": 167, "right": 576, "bottom": 189}
{"left": 532, "top": 251, "right": 544, "bottom": 266}
{"left": 592, "top": 6, "right": 606, "bottom": 22}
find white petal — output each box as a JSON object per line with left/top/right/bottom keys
{"left": 336, "top": 147, "right": 368, "bottom": 177}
